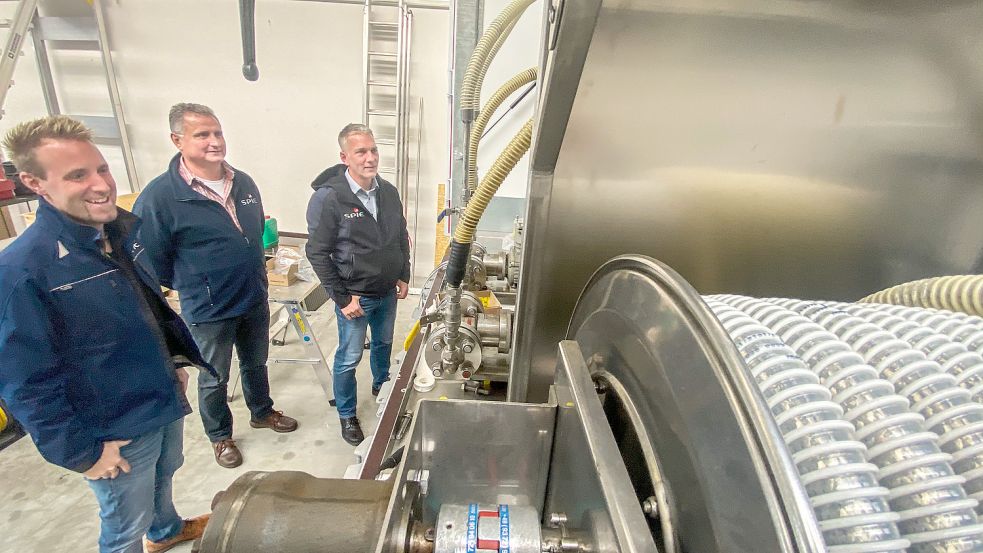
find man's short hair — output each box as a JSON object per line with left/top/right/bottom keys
{"left": 2, "top": 115, "right": 93, "bottom": 178}
{"left": 338, "top": 123, "right": 374, "bottom": 150}
{"left": 169, "top": 103, "right": 218, "bottom": 134}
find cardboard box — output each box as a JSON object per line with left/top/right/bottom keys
{"left": 116, "top": 193, "right": 140, "bottom": 212}
{"left": 266, "top": 258, "right": 298, "bottom": 287}
{"left": 474, "top": 289, "right": 502, "bottom": 314}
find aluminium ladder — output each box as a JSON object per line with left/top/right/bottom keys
{"left": 0, "top": 0, "right": 138, "bottom": 191}
{"left": 361, "top": 0, "right": 412, "bottom": 206}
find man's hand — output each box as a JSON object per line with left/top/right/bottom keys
{"left": 83, "top": 440, "right": 132, "bottom": 480}
{"left": 341, "top": 295, "right": 364, "bottom": 320}
{"left": 176, "top": 366, "right": 190, "bottom": 394}
{"left": 396, "top": 280, "right": 409, "bottom": 300}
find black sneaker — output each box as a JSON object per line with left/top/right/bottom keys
{"left": 371, "top": 384, "right": 382, "bottom": 397}
{"left": 340, "top": 416, "right": 364, "bottom": 446}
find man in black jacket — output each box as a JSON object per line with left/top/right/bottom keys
{"left": 306, "top": 123, "right": 410, "bottom": 445}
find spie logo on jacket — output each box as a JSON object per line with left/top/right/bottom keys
{"left": 240, "top": 193, "right": 260, "bottom": 206}
{"left": 344, "top": 207, "right": 365, "bottom": 220}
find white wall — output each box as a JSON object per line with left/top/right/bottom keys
{"left": 0, "top": 0, "right": 451, "bottom": 285}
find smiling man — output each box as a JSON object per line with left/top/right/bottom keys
{"left": 0, "top": 115, "right": 211, "bottom": 552}
{"left": 306, "top": 123, "right": 410, "bottom": 445}
{"left": 134, "top": 103, "right": 296, "bottom": 469}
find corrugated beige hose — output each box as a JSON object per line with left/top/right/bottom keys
{"left": 860, "top": 275, "right": 983, "bottom": 317}
{"left": 455, "top": 118, "right": 533, "bottom": 244}
{"left": 467, "top": 67, "right": 537, "bottom": 193}
{"left": 459, "top": 0, "right": 536, "bottom": 119}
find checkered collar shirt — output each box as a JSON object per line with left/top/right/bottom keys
{"left": 178, "top": 156, "right": 242, "bottom": 232}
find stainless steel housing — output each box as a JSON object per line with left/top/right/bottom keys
{"left": 511, "top": 0, "right": 983, "bottom": 402}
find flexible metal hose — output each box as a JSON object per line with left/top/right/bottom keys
{"left": 707, "top": 301, "right": 908, "bottom": 552}
{"left": 459, "top": 0, "right": 536, "bottom": 120}
{"left": 454, "top": 118, "right": 532, "bottom": 244}
{"left": 467, "top": 67, "right": 537, "bottom": 193}
{"left": 861, "top": 276, "right": 983, "bottom": 317}
{"left": 775, "top": 299, "right": 983, "bottom": 521}
{"left": 715, "top": 295, "right": 983, "bottom": 551}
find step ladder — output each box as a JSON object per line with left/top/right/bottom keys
{"left": 362, "top": 0, "right": 412, "bottom": 206}
{"left": 0, "top": 0, "right": 138, "bottom": 191}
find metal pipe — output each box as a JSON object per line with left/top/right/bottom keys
{"left": 439, "top": 284, "right": 465, "bottom": 374}
{"left": 238, "top": 0, "right": 259, "bottom": 81}
{"left": 299, "top": 0, "right": 447, "bottom": 9}
{"left": 198, "top": 472, "right": 394, "bottom": 553}
{"left": 361, "top": 0, "right": 371, "bottom": 123}
{"left": 411, "top": 97, "right": 423, "bottom": 287}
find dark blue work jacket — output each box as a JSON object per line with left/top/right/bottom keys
{"left": 0, "top": 201, "right": 210, "bottom": 472}
{"left": 133, "top": 154, "right": 267, "bottom": 324}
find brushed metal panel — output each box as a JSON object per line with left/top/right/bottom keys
{"left": 512, "top": 0, "right": 983, "bottom": 401}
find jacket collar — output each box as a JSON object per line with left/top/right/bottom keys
{"left": 167, "top": 153, "right": 239, "bottom": 202}
{"left": 34, "top": 197, "right": 141, "bottom": 250}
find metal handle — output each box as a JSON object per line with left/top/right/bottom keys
{"left": 238, "top": 0, "right": 259, "bottom": 81}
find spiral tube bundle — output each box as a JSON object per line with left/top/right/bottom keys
{"left": 710, "top": 295, "right": 983, "bottom": 551}
{"left": 706, "top": 300, "right": 908, "bottom": 552}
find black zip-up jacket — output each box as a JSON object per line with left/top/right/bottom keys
{"left": 305, "top": 164, "right": 410, "bottom": 307}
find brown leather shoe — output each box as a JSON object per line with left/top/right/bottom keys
{"left": 249, "top": 410, "right": 298, "bottom": 433}
{"left": 212, "top": 439, "right": 242, "bottom": 468}
{"left": 145, "top": 514, "right": 210, "bottom": 553}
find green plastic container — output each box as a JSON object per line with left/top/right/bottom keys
{"left": 262, "top": 216, "right": 279, "bottom": 250}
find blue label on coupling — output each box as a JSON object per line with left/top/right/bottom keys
{"left": 499, "top": 504, "right": 511, "bottom": 553}
{"left": 466, "top": 503, "right": 478, "bottom": 553}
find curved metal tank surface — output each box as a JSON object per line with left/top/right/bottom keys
{"left": 512, "top": 0, "right": 983, "bottom": 401}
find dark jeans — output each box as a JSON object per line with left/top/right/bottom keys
{"left": 333, "top": 291, "right": 397, "bottom": 418}
{"left": 187, "top": 304, "right": 275, "bottom": 442}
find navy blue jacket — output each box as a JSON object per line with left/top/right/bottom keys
{"left": 134, "top": 154, "right": 267, "bottom": 324}
{"left": 306, "top": 164, "right": 410, "bottom": 307}
{"left": 0, "top": 201, "right": 210, "bottom": 472}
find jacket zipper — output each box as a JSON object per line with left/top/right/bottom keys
{"left": 96, "top": 248, "right": 188, "bottom": 404}
{"left": 204, "top": 276, "right": 215, "bottom": 306}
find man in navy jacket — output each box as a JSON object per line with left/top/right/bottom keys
{"left": 0, "top": 115, "right": 210, "bottom": 552}
{"left": 134, "top": 104, "right": 296, "bottom": 469}
{"left": 306, "top": 123, "right": 410, "bottom": 445}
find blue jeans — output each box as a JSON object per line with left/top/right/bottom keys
{"left": 333, "top": 291, "right": 397, "bottom": 418}
{"left": 188, "top": 304, "right": 275, "bottom": 442}
{"left": 86, "top": 419, "right": 185, "bottom": 553}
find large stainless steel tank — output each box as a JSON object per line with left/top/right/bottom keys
{"left": 512, "top": 0, "right": 983, "bottom": 402}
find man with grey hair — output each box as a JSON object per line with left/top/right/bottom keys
{"left": 134, "top": 103, "right": 297, "bottom": 469}
{"left": 306, "top": 123, "right": 410, "bottom": 445}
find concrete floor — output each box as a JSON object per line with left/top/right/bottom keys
{"left": 0, "top": 294, "right": 418, "bottom": 552}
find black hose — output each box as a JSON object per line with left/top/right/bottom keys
{"left": 379, "top": 446, "right": 405, "bottom": 471}
{"left": 445, "top": 241, "right": 472, "bottom": 288}
{"left": 238, "top": 0, "right": 259, "bottom": 81}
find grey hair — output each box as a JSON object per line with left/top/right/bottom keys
{"left": 338, "top": 123, "right": 374, "bottom": 150}
{"left": 169, "top": 103, "right": 218, "bottom": 134}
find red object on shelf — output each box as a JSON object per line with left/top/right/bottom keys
{"left": 0, "top": 178, "right": 14, "bottom": 200}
